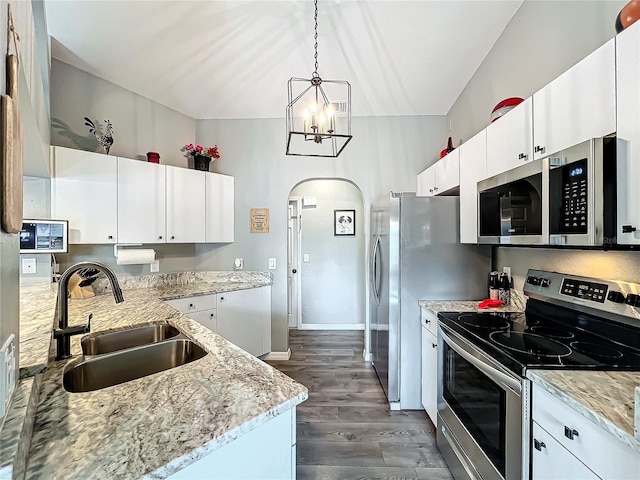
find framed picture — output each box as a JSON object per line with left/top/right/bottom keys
{"left": 334, "top": 209, "right": 355, "bottom": 236}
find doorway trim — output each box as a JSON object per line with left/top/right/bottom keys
{"left": 287, "top": 197, "right": 302, "bottom": 329}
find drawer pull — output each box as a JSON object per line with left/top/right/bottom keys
{"left": 425, "top": 319, "right": 431, "bottom": 324}
{"left": 534, "top": 439, "right": 546, "bottom": 451}
{"left": 564, "top": 426, "right": 579, "bottom": 440}
{"left": 189, "top": 303, "right": 194, "bottom": 308}
{"left": 432, "top": 343, "right": 437, "bottom": 348}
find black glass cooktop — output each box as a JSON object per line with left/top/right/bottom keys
{"left": 438, "top": 298, "right": 640, "bottom": 375}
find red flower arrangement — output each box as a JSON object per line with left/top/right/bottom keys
{"left": 182, "top": 143, "right": 221, "bottom": 159}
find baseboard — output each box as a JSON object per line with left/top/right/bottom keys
{"left": 297, "top": 323, "right": 365, "bottom": 331}
{"left": 262, "top": 349, "right": 291, "bottom": 361}
{"left": 363, "top": 350, "right": 372, "bottom": 361}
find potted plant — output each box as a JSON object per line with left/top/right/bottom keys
{"left": 182, "top": 143, "right": 221, "bottom": 171}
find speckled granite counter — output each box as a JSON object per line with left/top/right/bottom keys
{"left": 19, "top": 283, "right": 58, "bottom": 378}
{"left": 12, "top": 271, "right": 307, "bottom": 479}
{"left": 528, "top": 370, "right": 640, "bottom": 454}
{"left": 419, "top": 289, "right": 526, "bottom": 314}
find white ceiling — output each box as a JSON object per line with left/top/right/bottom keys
{"left": 45, "top": 0, "right": 522, "bottom": 120}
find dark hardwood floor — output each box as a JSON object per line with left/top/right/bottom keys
{"left": 266, "top": 330, "right": 453, "bottom": 480}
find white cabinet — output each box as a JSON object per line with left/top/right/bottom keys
{"left": 416, "top": 150, "right": 460, "bottom": 197}
{"left": 169, "top": 407, "right": 296, "bottom": 480}
{"left": 205, "top": 173, "right": 234, "bottom": 243}
{"left": 531, "top": 382, "right": 640, "bottom": 479}
{"left": 165, "top": 294, "right": 218, "bottom": 332}
{"left": 117, "top": 157, "right": 166, "bottom": 244}
{"left": 616, "top": 22, "right": 640, "bottom": 245}
{"left": 420, "top": 308, "right": 438, "bottom": 425}
{"left": 217, "top": 286, "right": 272, "bottom": 357}
{"left": 533, "top": 39, "right": 615, "bottom": 162}
{"left": 166, "top": 165, "right": 206, "bottom": 243}
{"left": 51, "top": 146, "right": 118, "bottom": 244}
{"left": 486, "top": 97, "right": 533, "bottom": 178}
{"left": 458, "top": 130, "right": 486, "bottom": 244}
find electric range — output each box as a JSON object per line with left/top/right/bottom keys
{"left": 435, "top": 269, "right": 640, "bottom": 480}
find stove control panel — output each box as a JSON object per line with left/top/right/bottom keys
{"left": 524, "top": 269, "right": 640, "bottom": 318}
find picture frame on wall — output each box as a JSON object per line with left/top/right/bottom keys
{"left": 334, "top": 209, "right": 355, "bottom": 236}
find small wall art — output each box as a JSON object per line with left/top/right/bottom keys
{"left": 334, "top": 209, "right": 355, "bottom": 236}
{"left": 250, "top": 208, "right": 269, "bottom": 233}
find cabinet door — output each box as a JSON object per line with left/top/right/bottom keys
{"left": 459, "top": 130, "right": 486, "bottom": 243}
{"left": 435, "top": 149, "right": 460, "bottom": 194}
{"left": 205, "top": 173, "right": 234, "bottom": 243}
{"left": 166, "top": 165, "right": 205, "bottom": 243}
{"left": 51, "top": 146, "right": 117, "bottom": 244}
{"left": 117, "top": 158, "right": 166, "bottom": 243}
{"left": 417, "top": 166, "right": 436, "bottom": 197}
{"left": 421, "top": 327, "right": 438, "bottom": 425}
{"left": 188, "top": 309, "right": 217, "bottom": 332}
{"left": 486, "top": 97, "right": 533, "bottom": 178}
{"left": 617, "top": 22, "right": 640, "bottom": 244}
{"left": 531, "top": 422, "right": 599, "bottom": 480}
{"left": 533, "top": 39, "right": 615, "bottom": 161}
{"left": 217, "top": 286, "right": 271, "bottom": 357}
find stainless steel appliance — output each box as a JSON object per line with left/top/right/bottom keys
{"left": 369, "top": 193, "right": 490, "bottom": 410}
{"left": 477, "top": 137, "right": 617, "bottom": 246}
{"left": 436, "top": 269, "right": 640, "bottom": 480}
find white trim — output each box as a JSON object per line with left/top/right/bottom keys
{"left": 262, "top": 349, "right": 291, "bottom": 361}
{"left": 298, "top": 323, "right": 365, "bottom": 331}
{"left": 363, "top": 349, "right": 372, "bottom": 361}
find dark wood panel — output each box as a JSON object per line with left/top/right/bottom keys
{"left": 380, "top": 443, "right": 449, "bottom": 468}
{"left": 297, "top": 441, "right": 386, "bottom": 467}
{"left": 297, "top": 421, "right": 438, "bottom": 444}
{"left": 298, "top": 465, "right": 421, "bottom": 480}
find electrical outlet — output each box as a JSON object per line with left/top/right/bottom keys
{"left": 234, "top": 258, "right": 244, "bottom": 270}
{"left": 150, "top": 260, "right": 160, "bottom": 273}
{"left": 21, "top": 257, "right": 36, "bottom": 274}
{"left": 502, "top": 266, "right": 511, "bottom": 279}
{"left": 268, "top": 258, "right": 276, "bottom": 270}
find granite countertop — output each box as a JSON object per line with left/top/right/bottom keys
{"left": 419, "top": 289, "right": 526, "bottom": 314}
{"left": 528, "top": 370, "right": 640, "bottom": 453}
{"left": 16, "top": 272, "right": 308, "bottom": 479}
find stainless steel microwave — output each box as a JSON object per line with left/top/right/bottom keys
{"left": 477, "top": 137, "right": 616, "bottom": 246}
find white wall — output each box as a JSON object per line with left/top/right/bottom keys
{"left": 291, "top": 179, "right": 365, "bottom": 328}
{"left": 195, "top": 115, "right": 445, "bottom": 352}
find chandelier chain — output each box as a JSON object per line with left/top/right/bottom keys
{"left": 313, "top": 0, "right": 319, "bottom": 77}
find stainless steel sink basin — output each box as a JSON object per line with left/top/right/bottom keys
{"left": 81, "top": 322, "right": 181, "bottom": 355}
{"left": 63, "top": 339, "right": 207, "bottom": 393}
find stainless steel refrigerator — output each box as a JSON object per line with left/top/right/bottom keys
{"left": 369, "top": 192, "right": 490, "bottom": 410}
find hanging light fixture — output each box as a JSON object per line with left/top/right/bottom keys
{"left": 286, "top": 0, "right": 352, "bottom": 157}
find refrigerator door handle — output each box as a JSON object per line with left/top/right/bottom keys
{"left": 371, "top": 235, "right": 381, "bottom": 304}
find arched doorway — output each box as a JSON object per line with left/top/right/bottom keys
{"left": 287, "top": 179, "right": 366, "bottom": 330}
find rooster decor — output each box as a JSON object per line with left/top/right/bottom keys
{"left": 84, "top": 117, "right": 114, "bottom": 154}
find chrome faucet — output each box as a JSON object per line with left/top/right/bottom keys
{"left": 54, "top": 261, "right": 124, "bottom": 360}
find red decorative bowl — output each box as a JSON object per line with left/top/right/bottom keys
{"left": 490, "top": 97, "right": 524, "bottom": 123}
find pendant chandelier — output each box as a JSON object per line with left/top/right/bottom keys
{"left": 286, "top": 0, "right": 352, "bottom": 158}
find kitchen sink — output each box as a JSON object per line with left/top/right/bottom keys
{"left": 81, "top": 322, "right": 182, "bottom": 355}
{"left": 63, "top": 339, "right": 208, "bottom": 393}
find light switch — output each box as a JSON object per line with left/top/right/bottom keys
{"left": 268, "top": 258, "right": 276, "bottom": 269}
{"left": 303, "top": 253, "right": 310, "bottom": 263}
{"left": 21, "top": 258, "right": 36, "bottom": 274}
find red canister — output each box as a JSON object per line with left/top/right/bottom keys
{"left": 147, "top": 152, "right": 160, "bottom": 163}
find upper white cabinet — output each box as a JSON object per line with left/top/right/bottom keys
{"left": 117, "top": 157, "right": 166, "bottom": 244}
{"left": 533, "top": 39, "right": 616, "bottom": 161}
{"left": 51, "top": 146, "right": 118, "bottom": 244}
{"left": 458, "top": 130, "right": 487, "bottom": 244}
{"left": 416, "top": 149, "right": 460, "bottom": 197}
{"left": 166, "top": 165, "right": 206, "bottom": 243}
{"left": 486, "top": 97, "right": 533, "bottom": 178}
{"left": 616, "top": 22, "right": 640, "bottom": 245}
{"left": 206, "top": 173, "right": 235, "bottom": 243}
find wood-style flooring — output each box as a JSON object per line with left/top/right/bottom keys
{"left": 266, "top": 330, "right": 453, "bottom": 480}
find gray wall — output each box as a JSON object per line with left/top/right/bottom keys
{"left": 51, "top": 59, "right": 196, "bottom": 167}
{"left": 291, "top": 179, "right": 365, "bottom": 327}
{"left": 195, "top": 115, "right": 445, "bottom": 352}
{"left": 447, "top": 0, "right": 640, "bottom": 285}
{"left": 447, "top": 0, "right": 625, "bottom": 145}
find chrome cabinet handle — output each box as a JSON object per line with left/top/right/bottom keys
{"left": 534, "top": 439, "right": 546, "bottom": 451}
{"left": 432, "top": 343, "right": 437, "bottom": 348}
{"left": 534, "top": 145, "right": 546, "bottom": 154}
{"left": 564, "top": 426, "right": 579, "bottom": 440}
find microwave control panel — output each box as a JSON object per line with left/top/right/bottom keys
{"left": 558, "top": 158, "right": 588, "bottom": 233}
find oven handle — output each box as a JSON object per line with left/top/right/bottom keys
{"left": 440, "top": 327, "right": 522, "bottom": 395}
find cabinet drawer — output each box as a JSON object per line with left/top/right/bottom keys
{"left": 188, "top": 309, "right": 217, "bottom": 332}
{"left": 165, "top": 294, "right": 217, "bottom": 314}
{"left": 421, "top": 307, "right": 438, "bottom": 337}
{"left": 532, "top": 384, "right": 639, "bottom": 479}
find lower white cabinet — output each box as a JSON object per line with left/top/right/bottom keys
{"left": 169, "top": 407, "right": 296, "bottom": 480}
{"left": 165, "top": 286, "right": 272, "bottom": 357}
{"left": 420, "top": 307, "right": 438, "bottom": 425}
{"left": 531, "top": 383, "right": 639, "bottom": 479}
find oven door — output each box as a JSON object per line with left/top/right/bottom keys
{"left": 437, "top": 324, "right": 525, "bottom": 480}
